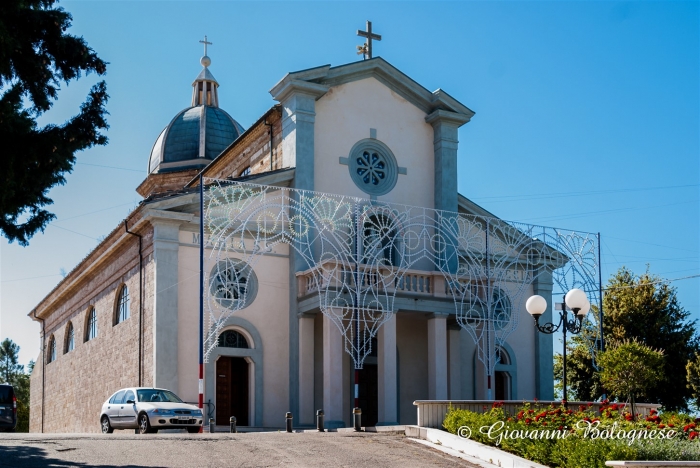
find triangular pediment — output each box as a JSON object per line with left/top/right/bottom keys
{"left": 270, "top": 57, "right": 474, "bottom": 120}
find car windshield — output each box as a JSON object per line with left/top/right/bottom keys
{"left": 0, "top": 386, "right": 12, "bottom": 404}
{"left": 136, "top": 389, "right": 183, "bottom": 403}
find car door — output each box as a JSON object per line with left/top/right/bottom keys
{"left": 106, "top": 390, "right": 125, "bottom": 427}
{"left": 120, "top": 390, "right": 138, "bottom": 428}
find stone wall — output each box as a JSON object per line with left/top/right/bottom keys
{"left": 30, "top": 224, "right": 155, "bottom": 433}
{"left": 201, "top": 107, "right": 283, "bottom": 181}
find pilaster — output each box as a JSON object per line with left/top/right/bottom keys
{"left": 298, "top": 316, "right": 315, "bottom": 426}
{"left": 533, "top": 271, "right": 555, "bottom": 400}
{"left": 323, "top": 314, "right": 345, "bottom": 428}
{"left": 152, "top": 220, "right": 182, "bottom": 392}
{"left": 427, "top": 315, "right": 448, "bottom": 400}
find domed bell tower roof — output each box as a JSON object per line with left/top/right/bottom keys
{"left": 148, "top": 40, "right": 244, "bottom": 175}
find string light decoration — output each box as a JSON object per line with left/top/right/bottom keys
{"left": 201, "top": 179, "right": 602, "bottom": 389}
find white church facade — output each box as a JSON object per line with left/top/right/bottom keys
{"left": 29, "top": 50, "right": 565, "bottom": 433}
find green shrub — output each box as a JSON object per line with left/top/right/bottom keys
{"left": 442, "top": 401, "right": 700, "bottom": 468}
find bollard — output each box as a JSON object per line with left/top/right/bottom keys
{"left": 316, "top": 409, "right": 324, "bottom": 432}
{"left": 209, "top": 418, "right": 215, "bottom": 434}
{"left": 230, "top": 416, "right": 237, "bottom": 433}
{"left": 353, "top": 407, "right": 362, "bottom": 432}
{"left": 285, "top": 412, "right": 293, "bottom": 433}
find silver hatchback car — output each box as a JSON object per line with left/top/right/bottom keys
{"left": 100, "top": 387, "right": 203, "bottom": 434}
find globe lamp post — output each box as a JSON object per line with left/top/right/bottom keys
{"left": 526, "top": 288, "right": 590, "bottom": 403}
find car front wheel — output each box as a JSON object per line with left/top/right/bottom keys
{"left": 101, "top": 416, "right": 113, "bottom": 434}
{"left": 138, "top": 413, "right": 154, "bottom": 434}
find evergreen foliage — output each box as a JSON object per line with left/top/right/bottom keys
{"left": 687, "top": 353, "right": 700, "bottom": 409}
{"left": 0, "top": 338, "right": 30, "bottom": 431}
{"left": 557, "top": 266, "right": 699, "bottom": 411}
{"left": 598, "top": 340, "right": 664, "bottom": 417}
{"left": 0, "top": 0, "right": 108, "bottom": 246}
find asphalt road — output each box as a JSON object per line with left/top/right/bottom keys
{"left": 0, "top": 431, "right": 479, "bottom": 467}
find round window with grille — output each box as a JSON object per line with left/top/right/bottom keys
{"left": 348, "top": 139, "right": 398, "bottom": 196}
{"left": 209, "top": 258, "right": 258, "bottom": 310}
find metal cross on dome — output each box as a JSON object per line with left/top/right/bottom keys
{"left": 357, "top": 21, "right": 381, "bottom": 59}
{"left": 199, "top": 35, "right": 212, "bottom": 56}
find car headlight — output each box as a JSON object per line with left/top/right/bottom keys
{"left": 193, "top": 410, "right": 203, "bottom": 416}
{"left": 148, "top": 408, "right": 174, "bottom": 415}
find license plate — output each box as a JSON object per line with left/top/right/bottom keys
{"left": 178, "top": 416, "right": 189, "bottom": 420}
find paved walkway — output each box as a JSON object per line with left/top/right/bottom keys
{"left": 0, "top": 431, "right": 480, "bottom": 467}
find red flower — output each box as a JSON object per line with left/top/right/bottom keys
{"left": 690, "top": 431, "right": 699, "bottom": 440}
{"left": 525, "top": 418, "right": 532, "bottom": 425}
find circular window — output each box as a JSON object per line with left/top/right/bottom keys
{"left": 209, "top": 258, "right": 258, "bottom": 310}
{"left": 348, "top": 139, "right": 398, "bottom": 196}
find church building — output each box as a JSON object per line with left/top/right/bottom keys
{"left": 29, "top": 35, "right": 557, "bottom": 432}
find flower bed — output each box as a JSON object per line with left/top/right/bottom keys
{"left": 442, "top": 401, "right": 700, "bottom": 468}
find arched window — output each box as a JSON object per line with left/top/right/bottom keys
{"left": 492, "top": 289, "right": 512, "bottom": 330}
{"left": 239, "top": 166, "right": 251, "bottom": 177}
{"left": 64, "top": 322, "right": 74, "bottom": 353}
{"left": 86, "top": 307, "right": 97, "bottom": 342}
{"left": 218, "top": 330, "right": 249, "bottom": 348}
{"left": 115, "top": 285, "right": 130, "bottom": 324}
{"left": 496, "top": 346, "right": 510, "bottom": 365}
{"left": 362, "top": 214, "right": 398, "bottom": 266}
{"left": 47, "top": 336, "right": 56, "bottom": 363}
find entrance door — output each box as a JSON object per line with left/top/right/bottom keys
{"left": 216, "top": 357, "right": 250, "bottom": 426}
{"left": 495, "top": 371, "right": 509, "bottom": 400}
{"left": 358, "top": 364, "right": 378, "bottom": 427}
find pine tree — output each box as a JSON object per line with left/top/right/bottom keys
{"left": 0, "top": 0, "right": 109, "bottom": 246}
{"left": 0, "top": 338, "right": 24, "bottom": 384}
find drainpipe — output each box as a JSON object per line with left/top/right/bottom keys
{"left": 124, "top": 220, "right": 143, "bottom": 386}
{"left": 264, "top": 119, "right": 274, "bottom": 171}
{"left": 32, "top": 310, "right": 45, "bottom": 433}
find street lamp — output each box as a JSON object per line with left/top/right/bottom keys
{"left": 526, "top": 288, "right": 590, "bottom": 403}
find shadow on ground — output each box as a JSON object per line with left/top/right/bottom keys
{"left": 0, "top": 444, "right": 153, "bottom": 468}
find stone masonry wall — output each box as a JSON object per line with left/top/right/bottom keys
{"left": 204, "top": 107, "right": 283, "bottom": 181}
{"left": 30, "top": 224, "right": 155, "bottom": 433}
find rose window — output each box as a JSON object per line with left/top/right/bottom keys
{"left": 348, "top": 139, "right": 398, "bottom": 196}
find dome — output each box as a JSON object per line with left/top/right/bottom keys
{"left": 147, "top": 52, "right": 245, "bottom": 174}
{"left": 148, "top": 106, "right": 244, "bottom": 174}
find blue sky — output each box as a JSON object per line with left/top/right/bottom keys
{"left": 1, "top": 1, "right": 698, "bottom": 367}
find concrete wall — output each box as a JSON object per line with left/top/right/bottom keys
{"left": 314, "top": 77, "right": 435, "bottom": 208}
{"left": 179, "top": 230, "right": 292, "bottom": 427}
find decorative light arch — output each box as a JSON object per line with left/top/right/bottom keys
{"left": 201, "top": 179, "right": 602, "bottom": 395}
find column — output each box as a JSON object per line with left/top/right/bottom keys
{"left": 152, "top": 220, "right": 181, "bottom": 392}
{"left": 448, "top": 326, "right": 461, "bottom": 400}
{"left": 427, "top": 315, "right": 448, "bottom": 400}
{"left": 323, "top": 315, "right": 344, "bottom": 428}
{"left": 271, "top": 79, "right": 328, "bottom": 420}
{"left": 298, "top": 315, "right": 315, "bottom": 426}
{"left": 270, "top": 78, "right": 329, "bottom": 193}
{"left": 426, "top": 110, "right": 472, "bottom": 273}
{"left": 377, "top": 313, "right": 397, "bottom": 425}
{"left": 534, "top": 271, "right": 554, "bottom": 400}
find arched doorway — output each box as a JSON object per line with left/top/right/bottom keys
{"left": 494, "top": 346, "right": 514, "bottom": 400}
{"left": 216, "top": 330, "right": 250, "bottom": 426}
